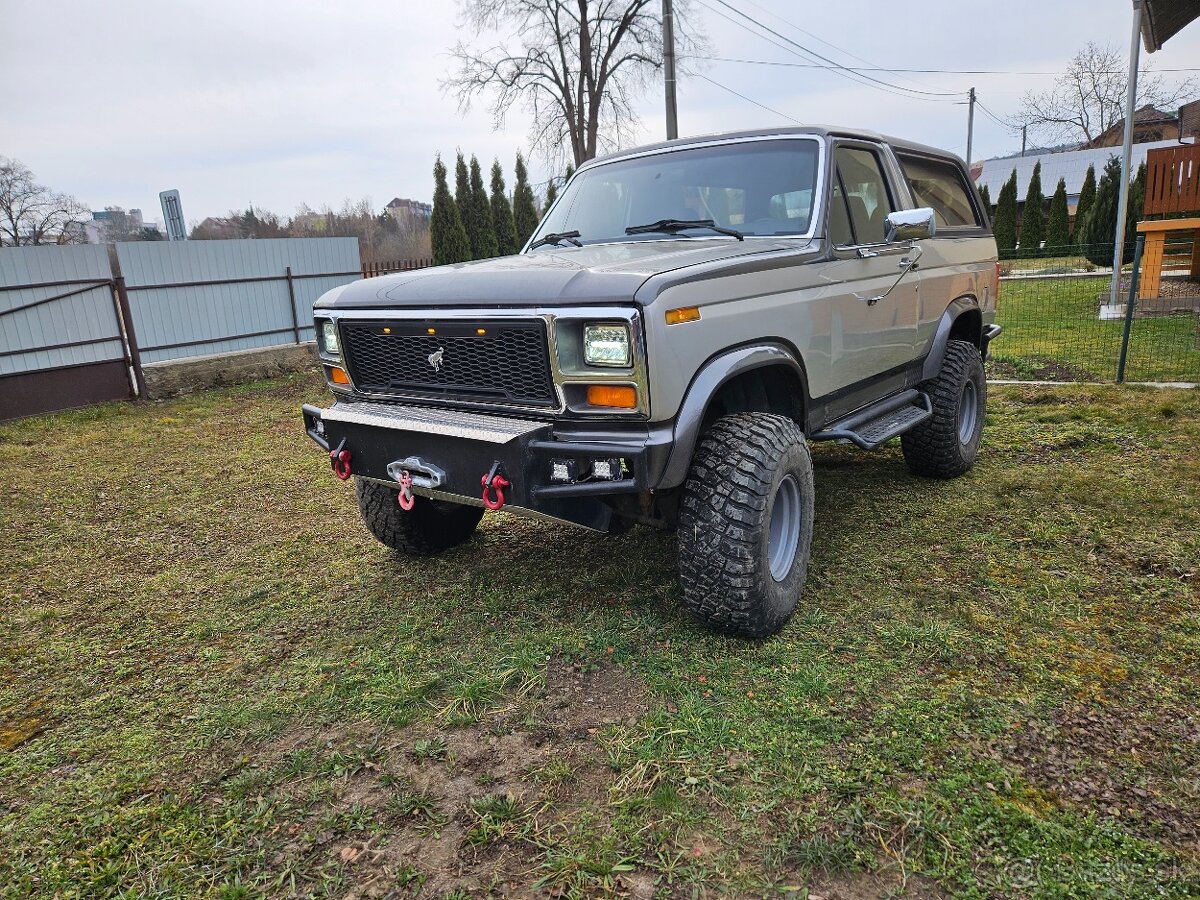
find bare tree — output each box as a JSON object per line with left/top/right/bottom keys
{"left": 444, "top": 0, "right": 706, "bottom": 166}
{"left": 1019, "top": 42, "right": 1196, "bottom": 145}
{"left": 0, "top": 157, "right": 89, "bottom": 246}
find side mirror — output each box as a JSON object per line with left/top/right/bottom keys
{"left": 885, "top": 207, "right": 936, "bottom": 243}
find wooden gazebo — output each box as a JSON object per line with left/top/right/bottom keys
{"left": 1108, "top": 0, "right": 1200, "bottom": 307}
{"left": 1136, "top": 142, "right": 1200, "bottom": 302}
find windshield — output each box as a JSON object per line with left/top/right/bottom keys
{"left": 528, "top": 138, "right": 822, "bottom": 248}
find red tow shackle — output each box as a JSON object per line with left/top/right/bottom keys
{"left": 329, "top": 439, "right": 352, "bottom": 481}
{"left": 481, "top": 462, "right": 510, "bottom": 511}
{"left": 396, "top": 470, "right": 416, "bottom": 511}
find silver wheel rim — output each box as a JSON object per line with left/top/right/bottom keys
{"left": 958, "top": 379, "right": 979, "bottom": 444}
{"left": 767, "top": 474, "right": 802, "bottom": 582}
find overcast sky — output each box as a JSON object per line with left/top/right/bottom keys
{"left": 3, "top": 1, "right": 1199, "bottom": 226}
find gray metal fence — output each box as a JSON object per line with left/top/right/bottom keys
{"left": 116, "top": 238, "right": 360, "bottom": 364}
{"left": 1, "top": 238, "right": 368, "bottom": 419}
{"left": 0, "top": 244, "right": 125, "bottom": 376}
{"left": 0, "top": 245, "right": 138, "bottom": 419}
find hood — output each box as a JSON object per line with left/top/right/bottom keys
{"left": 315, "top": 238, "right": 803, "bottom": 309}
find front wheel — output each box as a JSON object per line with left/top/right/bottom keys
{"left": 677, "top": 413, "right": 815, "bottom": 638}
{"left": 354, "top": 478, "right": 484, "bottom": 556}
{"left": 901, "top": 339, "right": 986, "bottom": 479}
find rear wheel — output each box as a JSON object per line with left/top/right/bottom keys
{"left": 354, "top": 478, "right": 483, "bottom": 556}
{"left": 677, "top": 413, "right": 814, "bottom": 638}
{"left": 901, "top": 339, "right": 986, "bottom": 479}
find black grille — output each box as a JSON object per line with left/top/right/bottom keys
{"left": 339, "top": 319, "right": 556, "bottom": 407}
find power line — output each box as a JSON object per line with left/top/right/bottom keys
{"left": 693, "top": 72, "right": 804, "bottom": 125}
{"left": 692, "top": 0, "right": 962, "bottom": 103}
{"left": 976, "top": 100, "right": 1017, "bottom": 131}
{"left": 729, "top": 0, "right": 950, "bottom": 93}
{"left": 700, "top": 55, "right": 1200, "bottom": 77}
{"left": 702, "top": 0, "right": 962, "bottom": 99}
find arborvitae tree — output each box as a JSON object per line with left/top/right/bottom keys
{"left": 1018, "top": 161, "right": 1045, "bottom": 256}
{"left": 978, "top": 184, "right": 991, "bottom": 217}
{"left": 1127, "top": 161, "right": 1147, "bottom": 259}
{"left": 489, "top": 160, "right": 518, "bottom": 255}
{"left": 1075, "top": 164, "right": 1096, "bottom": 248}
{"left": 465, "top": 155, "right": 498, "bottom": 259}
{"left": 543, "top": 178, "right": 558, "bottom": 214}
{"left": 1045, "top": 177, "right": 1071, "bottom": 253}
{"left": 1078, "top": 156, "right": 1141, "bottom": 267}
{"left": 565, "top": 163, "right": 575, "bottom": 182}
{"left": 431, "top": 155, "right": 470, "bottom": 266}
{"left": 453, "top": 152, "right": 471, "bottom": 239}
{"left": 993, "top": 170, "right": 1019, "bottom": 255}
{"left": 512, "top": 152, "right": 540, "bottom": 248}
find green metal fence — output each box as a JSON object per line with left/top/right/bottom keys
{"left": 989, "top": 241, "right": 1200, "bottom": 383}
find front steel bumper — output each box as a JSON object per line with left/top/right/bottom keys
{"left": 302, "top": 400, "right": 669, "bottom": 531}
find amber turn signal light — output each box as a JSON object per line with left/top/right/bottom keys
{"left": 665, "top": 306, "right": 701, "bottom": 325}
{"left": 586, "top": 385, "right": 637, "bottom": 409}
{"left": 327, "top": 366, "right": 351, "bottom": 386}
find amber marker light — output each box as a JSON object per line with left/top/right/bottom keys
{"left": 327, "top": 366, "right": 351, "bottom": 386}
{"left": 476, "top": 328, "right": 487, "bottom": 335}
{"left": 665, "top": 306, "right": 701, "bottom": 325}
{"left": 382, "top": 326, "right": 392, "bottom": 334}
{"left": 426, "top": 327, "right": 437, "bottom": 335}
{"left": 587, "top": 385, "right": 637, "bottom": 409}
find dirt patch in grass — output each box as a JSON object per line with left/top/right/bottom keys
{"left": 262, "top": 658, "right": 652, "bottom": 897}
{"left": 1001, "top": 700, "right": 1200, "bottom": 851}
{"left": 986, "top": 355, "right": 1099, "bottom": 382}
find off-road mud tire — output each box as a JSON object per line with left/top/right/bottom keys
{"left": 677, "top": 413, "right": 814, "bottom": 638}
{"left": 901, "top": 339, "right": 986, "bottom": 479}
{"left": 354, "top": 478, "right": 484, "bottom": 556}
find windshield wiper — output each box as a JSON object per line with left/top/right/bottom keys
{"left": 624, "top": 218, "right": 744, "bottom": 241}
{"left": 529, "top": 230, "right": 583, "bottom": 249}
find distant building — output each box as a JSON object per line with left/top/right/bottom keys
{"left": 192, "top": 216, "right": 244, "bottom": 240}
{"left": 1084, "top": 105, "right": 1182, "bottom": 149}
{"left": 1180, "top": 98, "right": 1200, "bottom": 141}
{"left": 384, "top": 197, "right": 432, "bottom": 226}
{"left": 79, "top": 207, "right": 165, "bottom": 243}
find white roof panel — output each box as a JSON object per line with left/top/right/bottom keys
{"left": 975, "top": 139, "right": 1188, "bottom": 199}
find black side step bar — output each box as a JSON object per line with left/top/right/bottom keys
{"left": 811, "top": 389, "right": 933, "bottom": 450}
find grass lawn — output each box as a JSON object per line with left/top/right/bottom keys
{"left": 990, "top": 275, "right": 1199, "bottom": 383}
{"left": 2, "top": 373, "right": 1199, "bottom": 898}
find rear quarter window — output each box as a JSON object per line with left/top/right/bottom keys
{"left": 896, "top": 153, "right": 980, "bottom": 229}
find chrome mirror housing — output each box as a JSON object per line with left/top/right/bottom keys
{"left": 885, "top": 207, "right": 936, "bottom": 243}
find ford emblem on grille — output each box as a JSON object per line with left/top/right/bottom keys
{"left": 428, "top": 347, "right": 445, "bottom": 372}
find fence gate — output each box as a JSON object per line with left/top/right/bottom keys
{"left": 0, "top": 245, "right": 136, "bottom": 421}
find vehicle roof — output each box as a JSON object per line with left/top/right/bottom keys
{"left": 584, "top": 125, "right": 966, "bottom": 170}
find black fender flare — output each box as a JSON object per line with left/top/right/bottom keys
{"left": 656, "top": 343, "right": 808, "bottom": 490}
{"left": 921, "top": 297, "right": 984, "bottom": 382}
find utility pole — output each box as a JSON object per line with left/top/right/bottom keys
{"left": 1111, "top": 0, "right": 1144, "bottom": 308}
{"left": 663, "top": 0, "right": 678, "bottom": 140}
{"left": 1021, "top": 125, "right": 1027, "bottom": 157}
{"left": 965, "top": 87, "right": 976, "bottom": 170}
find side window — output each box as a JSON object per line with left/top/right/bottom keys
{"left": 897, "top": 154, "right": 980, "bottom": 228}
{"left": 832, "top": 146, "right": 894, "bottom": 244}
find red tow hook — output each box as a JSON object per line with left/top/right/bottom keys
{"left": 329, "top": 438, "right": 352, "bottom": 481}
{"left": 481, "top": 462, "right": 510, "bottom": 511}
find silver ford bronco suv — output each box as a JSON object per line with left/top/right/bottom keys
{"left": 302, "top": 126, "right": 1000, "bottom": 638}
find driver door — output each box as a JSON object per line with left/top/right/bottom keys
{"left": 819, "top": 142, "right": 919, "bottom": 402}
